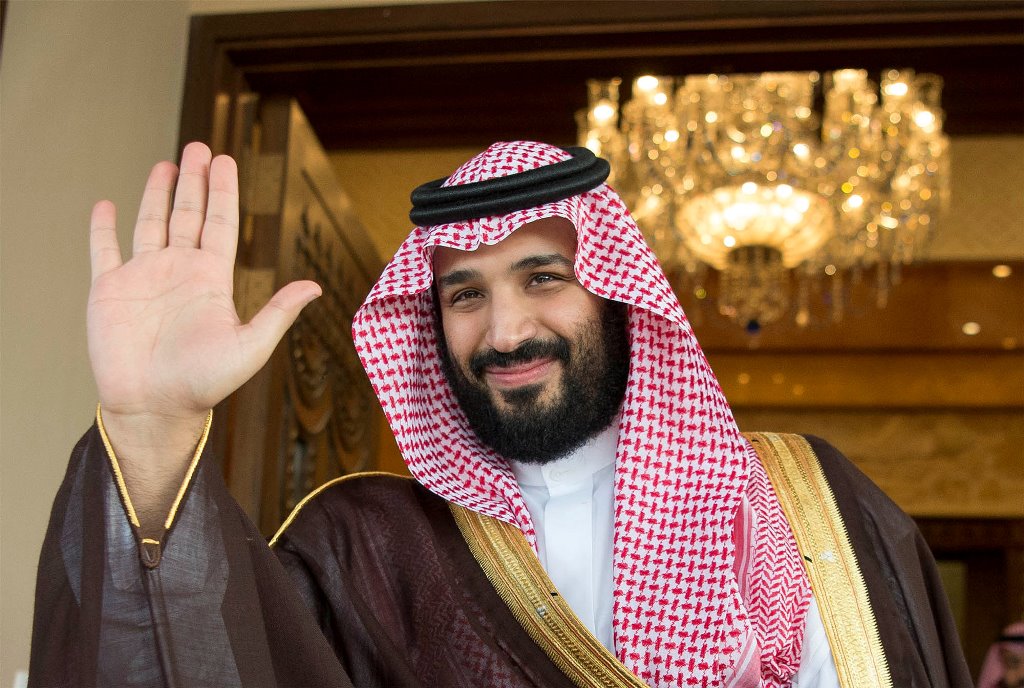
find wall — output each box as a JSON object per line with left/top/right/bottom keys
{"left": 0, "top": 3, "right": 191, "bottom": 683}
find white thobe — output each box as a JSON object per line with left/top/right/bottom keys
{"left": 509, "top": 424, "right": 840, "bottom": 687}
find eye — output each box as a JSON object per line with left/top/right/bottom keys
{"left": 529, "top": 272, "right": 565, "bottom": 287}
{"left": 450, "top": 288, "right": 483, "bottom": 305}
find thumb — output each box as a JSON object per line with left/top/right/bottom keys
{"left": 241, "top": 280, "right": 322, "bottom": 364}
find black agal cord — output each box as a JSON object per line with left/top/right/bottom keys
{"left": 409, "top": 146, "right": 610, "bottom": 226}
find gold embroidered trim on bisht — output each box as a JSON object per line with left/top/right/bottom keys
{"left": 96, "top": 404, "right": 213, "bottom": 533}
{"left": 269, "top": 472, "right": 412, "bottom": 547}
{"left": 164, "top": 410, "right": 213, "bottom": 530}
{"left": 97, "top": 403, "right": 141, "bottom": 529}
{"left": 745, "top": 432, "right": 893, "bottom": 688}
{"left": 449, "top": 503, "right": 647, "bottom": 688}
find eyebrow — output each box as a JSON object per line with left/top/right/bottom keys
{"left": 510, "top": 253, "right": 574, "bottom": 273}
{"left": 436, "top": 253, "right": 574, "bottom": 290}
{"left": 437, "top": 268, "right": 480, "bottom": 289}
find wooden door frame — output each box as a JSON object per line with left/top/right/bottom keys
{"left": 917, "top": 518, "right": 1024, "bottom": 668}
{"left": 178, "top": 2, "right": 1024, "bottom": 673}
{"left": 178, "top": 0, "right": 1024, "bottom": 153}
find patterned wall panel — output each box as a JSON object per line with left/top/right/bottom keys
{"left": 734, "top": 409, "right": 1024, "bottom": 518}
{"left": 925, "top": 136, "right": 1024, "bottom": 261}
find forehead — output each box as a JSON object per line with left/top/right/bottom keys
{"left": 432, "top": 216, "right": 578, "bottom": 277}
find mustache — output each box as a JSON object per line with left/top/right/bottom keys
{"left": 469, "top": 337, "right": 571, "bottom": 379}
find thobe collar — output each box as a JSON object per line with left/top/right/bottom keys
{"left": 507, "top": 420, "right": 618, "bottom": 489}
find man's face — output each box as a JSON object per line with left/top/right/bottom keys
{"left": 433, "top": 217, "right": 629, "bottom": 464}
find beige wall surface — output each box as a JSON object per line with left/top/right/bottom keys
{"left": 0, "top": 2, "right": 190, "bottom": 684}
{"left": 928, "top": 136, "right": 1024, "bottom": 261}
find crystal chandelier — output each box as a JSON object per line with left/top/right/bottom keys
{"left": 578, "top": 70, "right": 949, "bottom": 332}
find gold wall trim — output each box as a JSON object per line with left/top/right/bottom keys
{"left": 712, "top": 352, "right": 1024, "bottom": 408}
{"left": 449, "top": 503, "right": 646, "bottom": 688}
{"left": 745, "top": 432, "right": 893, "bottom": 688}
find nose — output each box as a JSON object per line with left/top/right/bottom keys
{"left": 485, "top": 292, "right": 539, "bottom": 353}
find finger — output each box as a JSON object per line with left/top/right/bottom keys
{"left": 132, "top": 161, "right": 177, "bottom": 256}
{"left": 168, "top": 142, "right": 213, "bottom": 249}
{"left": 238, "top": 281, "right": 322, "bottom": 369}
{"left": 90, "top": 200, "right": 123, "bottom": 284}
{"left": 199, "top": 154, "right": 240, "bottom": 264}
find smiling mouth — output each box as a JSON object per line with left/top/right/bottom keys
{"left": 484, "top": 357, "right": 558, "bottom": 389}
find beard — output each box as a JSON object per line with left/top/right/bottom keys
{"left": 437, "top": 298, "right": 630, "bottom": 464}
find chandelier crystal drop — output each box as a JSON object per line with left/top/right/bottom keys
{"left": 578, "top": 69, "right": 949, "bottom": 331}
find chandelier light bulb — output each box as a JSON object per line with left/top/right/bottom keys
{"left": 592, "top": 102, "right": 615, "bottom": 123}
{"left": 883, "top": 82, "right": 909, "bottom": 97}
{"left": 636, "top": 75, "right": 660, "bottom": 91}
{"left": 913, "top": 109, "right": 937, "bottom": 130}
{"left": 833, "top": 69, "right": 864, "bottom": 88}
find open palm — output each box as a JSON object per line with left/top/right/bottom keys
{"left": 88, "top": 143, "right": 320, "bottom": 425}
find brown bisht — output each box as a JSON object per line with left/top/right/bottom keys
{"left": 31, "top": 424, "right": 969, "bottom": 687}
{"left": 29, "top": 425, "right": 582, "bottom": 687}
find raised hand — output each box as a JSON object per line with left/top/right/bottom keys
{"left": 88, "top": 143, "right": 320, "bottom": 524}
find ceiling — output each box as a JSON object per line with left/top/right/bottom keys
{"left": 210, "top": 0, "right": 1024, "bottom": 149}
{"left": 183, "top": 1, "right": 1024, "bottom": 349}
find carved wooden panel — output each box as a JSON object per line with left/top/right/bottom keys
{"left": 276, "top": 205, "right": 381, "bottom": 514}
{"left": 212, "top": 96, "right": 391, "bottom": 535}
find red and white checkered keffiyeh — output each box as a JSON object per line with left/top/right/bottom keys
{"left": 352, "top": 141, "right": 810, "bottom": 686}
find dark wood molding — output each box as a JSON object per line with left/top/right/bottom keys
{"left": 0, "top": 0, "right": 8, "bottom": 61}
{"left": 918, "top": 517, "right": 1024, "bottom": 551}
{"left": 917, "top": 517, "right": 1024, "bottom": 674}
{"left": 179, "top": 1, "right": 1024, "bottom": 151}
